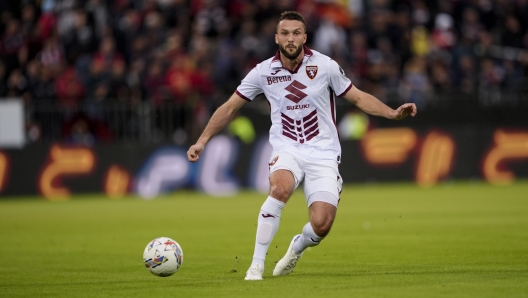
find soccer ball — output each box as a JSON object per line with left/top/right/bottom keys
{"left": 143, "top": 237, "right": 183, "bottom": 277}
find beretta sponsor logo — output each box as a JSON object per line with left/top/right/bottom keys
{"left": 267, "top": 75, "right": 292, "bottom": 85}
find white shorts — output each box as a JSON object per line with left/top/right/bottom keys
{"left": 268, "top": 150, "right": 342, "bottom": 207}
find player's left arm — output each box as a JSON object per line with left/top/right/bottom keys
{"left": 342, "top": 86, "right": 417, "bottom": 120}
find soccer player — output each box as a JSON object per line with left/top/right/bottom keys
{"left": 187, "top": 11, "right": 417, "bottom": 280}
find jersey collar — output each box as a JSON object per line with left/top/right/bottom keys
{"left": 270, "top": 46, "right": 314, "bottom": 74}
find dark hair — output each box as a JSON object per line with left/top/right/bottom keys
{"left": 277, "top": 11, "right": 306, "bottom": 32}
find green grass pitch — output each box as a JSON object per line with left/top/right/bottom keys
{"left": 1, "top": 182, "right": 527, "bottom": 298}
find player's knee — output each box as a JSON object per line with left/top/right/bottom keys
{"left": 311, "top": 218, "right": 333, "bottom": 237}
{"left": 269, "top": 185, "right": 291, "bottom": 202}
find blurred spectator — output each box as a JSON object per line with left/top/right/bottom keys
{"left": 212, "top": 37, "right": 237, "bottom": 91}
{"left": 188, "top": 34, "right": 211, "bottom": 65}
{"left": 348, "top": 31, "right": 368, "bottom": 83}
{"left": 0, "top": 61, "right": 7, "bottom": 97}
{"left": 479, "top": 57, "right": 503, "bottom": 90}
{"left": 128, "top": 34, "right": 150, "bottom": 63}
{"left": 317, "top": 2, "right": 353, "bottom": 29}
{"left": 85, "top": 36, "right": 123, "bottom": 90}
{"left": 25, "top": 59, "right": 40, "bottom": 93}
{"left": 474, "top": 30, "right": 493, "bottom": 57}
{"left": 453, "top": 54, "right": 477, "bottom": 94}
{"left": 144, "top": 60, "right": 167, "bottom": 103}
{"left": 460, "top": 7, "right": 482, "bottom": 44}
{"left": 165, "top": 54, "right": 193, "bottom": 104}
{"left": 382, "top": 62, "right": 400, "bottom": 95}
{"left": 1, "top": 19, "right": 26, "bottom": 72}
{"left": 126, "top": 58, "right": 145, "bottom": 103}
{"left": 411, "top": 26, "right": 431, "bottom": 57}
{"left": 475, "top": 0, "right": 496, "bottom": 31}
{"left": 107, "top": 59, "right": 128, "bottom": 100}
{"left": 36, "top": 9, "right": 57, "bottom": 43}
{"left": 63, "top": 9, "right": 97, "bottom": 60}
{"left": 26, "top": 121, "right": 42, "bottom": 143}
{"left": 114, "top": 8, "right": 141, "bottom": 55}
{"left": 363, "top": 52, "right": 386, "bottom": 99}
{"left": 21, "top": 4, "right": 38, "bottom": 36}
{"left": 430, "top": 60, "right": 452, "bottom": 93}
{"left": 143, "top": 10, "right": 167, "bottom": 49}
{"left": 365, "top": 9, "right": 390, "bottom": 50}
{"left": 501, "top": 59, "right": 523, "bottom": 90}
{"left": 502, "top": 14, "right": 523, "bottom": 48}
{"left": 399, "top": 56, "right": 431, "bottom": 107}
{"left": 92, "top": 81, "right": 110, "bottom": 103}
{"left": 377, "top": 36, "right": 397, "bottom": 64}
{"left": 410, "top": 0, "right": 431, "bottom": 27}
{"left": 6, "top": 69, "right": 28, "bottom": 97}
{"left": 54, "top": 66, "right": 85, "bottom": 108}
{"left": 85, "top": 0, "right": 109, "bottom": 38}
{"left": 37, "top": 34, "right": 64, "bottom": 76}
{"left": 193, "top": 0, "right": 229, "bottom": 37}
{"left": 17, "top": 45, "right": 30, "bottom": 71}
{"left": 56, "top": 5, "right": 78, "bottom": 42}
{"left": 347, "top": 0, "right": 364, "bottom": 19}
{"left": 62, "top": 111, "right": 113, "bottom": 145}
{"left": 253, "top": 0, "right": 280, "bottom": 29}
{"left": 391, "top": 7, "right": 412, "bottom": 55}
{"left": 30, "top": 62, "right": 56, "bottom": 104}
{"left": 92, "top": 36, "right": 124, "bottom": 73}
{"left": 313, "top": 13, "right": 347, "bottom": 57}
{"left": 66, "top": 117, "right": 96, "bottom": 146}
{"left": 235, "top": 19, "right": 259, "bottom": 61}
{"left": 296, "top": 0, "right": 319, "bottom": 37}
{"left": 432, "top": 13, "right": 456, "bottom": 51}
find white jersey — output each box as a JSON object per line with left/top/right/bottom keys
{"left": 236, "top": 47, "right": 352, "bottom": 163}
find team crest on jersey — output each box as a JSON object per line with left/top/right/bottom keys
{"left": 306, "top": 66, "right": 318, "bottom": 80}
{"left": 269, "top": 156, "right": 279, "bottom": 166}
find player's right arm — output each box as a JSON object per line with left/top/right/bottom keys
{"left": 327, "top": 59, "right": 417, "bottom": 120}
{"left": 187, "top": 93, "right": 247, "bottom": 162}
{"left": 343, "top": 86, "right": 417, "bottom": 120}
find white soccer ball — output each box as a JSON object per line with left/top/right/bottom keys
{"left": 143, "top": 237, "right": 183, "bottom": 277}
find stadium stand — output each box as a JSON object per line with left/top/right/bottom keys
{"left": 1, "top": 0, "right": 528, "bottom": 144}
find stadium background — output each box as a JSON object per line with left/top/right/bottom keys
{"left": 0, "top": 0, "right": 527, "bottom": 199}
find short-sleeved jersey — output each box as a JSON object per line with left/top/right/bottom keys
{"left": 236, "top": 47, "right": 352, "bottom": 163}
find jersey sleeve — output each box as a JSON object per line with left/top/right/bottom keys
{"left": 235, "top": 67, "right": 262, "bottom": 102}
{"left": 328, "top": 59, "right": 353, "bottom": 97}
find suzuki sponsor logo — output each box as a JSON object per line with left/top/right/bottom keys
{"left": 286, "top": 104, "right": 310, "bottom": 110}
{"left": 284, "top": 80, "right": 308, "bottom": 103}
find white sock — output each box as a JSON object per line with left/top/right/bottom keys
{"left": 250, "top": 196, "right": 285, "bottom": 269}
{"left": 293, "top": 222, "right": 324, "bottom": 255}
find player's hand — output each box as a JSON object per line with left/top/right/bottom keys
{"left": 392, "top": 103, "right": 417, "bottom": 120}
{"left": 187, "top": 143, "right": 205, "bottom": 163}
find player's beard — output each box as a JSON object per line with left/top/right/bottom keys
{"left": 279, "top": 43, "right": 303, "bottom": 60}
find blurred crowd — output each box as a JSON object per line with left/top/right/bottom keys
{"left": 1, "top": 0, "right": 528, "bottom": 143}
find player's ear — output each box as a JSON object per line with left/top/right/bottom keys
{"left": 275, "top": 34, "right": 278, "bottom": 44}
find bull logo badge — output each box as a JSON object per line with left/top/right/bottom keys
{"left": 306, "top": 66, "right": 318, "bottom": 80}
